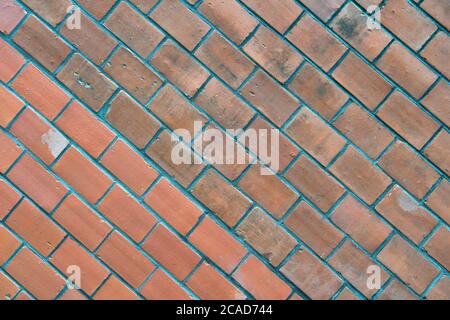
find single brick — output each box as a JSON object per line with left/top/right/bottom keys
{"left": 0, "top": 178, "right": 21, "bottom": 220}
{"left": 237, "top": 208, "right": 296, "bottom": 266}
{"left": 142, "top": 224, "right": 201, "bottom": 281}
{"left": 240, "top": 70, "right": 299, "bottom": 127}
{"left": 187, "top": 262, "right": 245, "bottom": 300}
{"left": 0, "top": 225, "right": 20, "bottom": 265}
{"left": 381, "top": 0, "right": 436, "bottom": 51}
{"left": 11, "top": 108, "right": 68, "bottom": 164}
{"left": 0, "top": 271, "right": 19, "bottom": 300}
{"left": 11, "top": 64, "right": 69, "bottom": 120}
{"left": 7, "top": 154, "right": 67, "bottom": 212}
{"left": 331, "top": 146, "right": 391, "bottom": 204}
{"left": 239, "top": 164, "right": 298, "bottom": 219}
{"left": 22, "top": 0, "right": 70, "bottom": 26}
{"left": 13, "top": 16, "right": 71, "bottom": 72}
{"left": 151, "top": 41, "right": 209, "bottom": 97}
{"left": 53, "top": 147, "right": 113, "bottom": 204}
{"left": 50, "top": 238, "right": 109, "bottom": 295}
{"left": 420, "top": 0, "right": 450, "bottom": 30}
{"left": 424, "top": 130, "right": 450, "bottom": 175}
{"left": 5, "top": 248, "right": 65, "bottom": 300}
{"left": 421, "top": 80, "right": 449, "bottom": 127}
{"left": 378, "top": 235, "right": 439, "bottom": 294}
{"left": 421, "top": 32, "right": 450, "bottom": 79}
{"left": 6, "top": 199, "right": 65, "bottom": 257}
{"left": 106, "top": 91, "right": 159, "bottom": 149}
{"left": 57, "top": 54, "right": 117, "bottom": 112}
{"left": 105, "top": 2, "right": 164, "bottom": 57}
{"left": 281, "top": 249, "right": 342, "bottom": 300}
{"left": 288, "top": 63, "right": 348, "bottom": 121}
{"left": 100, "top": 139, "right": 159, "bottom": 196}
{"left": 96, "top": 231, "right": 156, "bottom": 288}
{"left": 145, "top": 178, "right": 202, "bottom": 235}
{"left": 77, "top": 0, "right": 116, "bottom": 20}
{"left": 332, "top": 195, "right": 392, "bottom": 253}
{"left": 0, "top": 131, "right": 22, "bottom": 174}
{"left": 300, "top": 0, "right": 345, "bottom": 21}
{"left": 426, "top": 276, "right": 450, "bottom": 300}
{"left": 424, "top": 226, "right": 450, "bottom": 271}
{"left": 233, "top": 255, "right": 292, "bottom": 300}
{"left": 191, "top": 169, "right": 251, "bottom": 227}
{"left": 0, "top": 39, "right": 24, "bottom": 82}
{"left": 379, "top": 141, "right": 439, "bottom": 199}
{"left": 0, "top": 83, "right": 24, "bottom": 128}
{"left": 94, "top": 275, "right": 140, "bottom": 300}
{"left": 195, "top": 32, "right": 255, "bottom": 89}
{"left": 244, "top": 26, "right": 303, "bottom": 83}
{"left": 194, "top": 78, "right": 255, "bottom": 129}
{"left": 0, "top": 0, "right": 25, "bottom": 34}
{"left": 288, "top": 14, "right": 346, "bottom": 71}
{"left": 333, "top": 52, "right": 392, "bottom": 110}
{"left": 61, "top": 12, "right": 117, "bottom": 65}
{"left": 285, "top": 156, "right": 345, "bottom": 212}
{"left": 377, "top": 42, "right": 437, "bottom": 99}
{"left": 198, "top": 0, "right": 257, "bottom": 45}
{"left": 140, "top": 269, "right": 191, "bottom": 300}
{"left": 189, "top": 216, "right": 247, "bottom": 273}
{"left": 129, "top": 0, "right": 158, "bottom": 13}
{"left": 334, "top": 103, "right": 394, "bottom": 159}
{"left": 104, "top": 47, "right": 162, "bottom": 104}
{"left": 287, "top": 108, "right": 346, "bottom": 166}
{"left": 425, "top": 179, "right": 450, "bottom": 225}
{"left": 241, "top": 0, "right": 302, "bottom": 33}
{"left": 331, "top": 3, "right": 392, "bottom": 61}
{"left": 377, "top": 279, "right": 417, "bottom": 300}
{"left": 53, "top": 194, "right": 112, "bottom": 251}
{"left": 98, "top": 185, "right": 157, "bottom": 242}
{"left": 151, "top": 0, "right": 209, "bottom": 51}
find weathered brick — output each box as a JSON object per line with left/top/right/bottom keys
{"left": 426, "top": 276, "right": 450, "bottom": 300}
{"left": 421, "top": 80, "right": 449, "bottom": 127}
{"left": 77, "top": 0, "right": 116, "bottom": 20}
{"left": 420, "top": 0, "right": 450, "bottom": 30}
{"left": 0, "top": 83, "right": 24, "bottom": 128}
{"left": 0, "top": 131, "right": 22, "bottom": 174}
{"left": 0, "top": 224, "right": 20, "bottom": 265}
{"left": 421, "top": 32, "right": 450, "bottom": 79}
{"left": 300, "top": 0, "right": 345, "bottom": 21}
{"left": 129, "top": 0, "right": 158, "bottom": 13}
{"left": 424, "top": 226, "right": 450, "bottom": 271}
{"left": 0, "top": 0, "right": 25, "bottom": 34}
{"left": 377, "top": 279, "right": 417, "bottom": 300}
{"left": 94, "top": 275, "right": 140, "bottom": 300}
{"left": 425, "top": 179, "right": 450, "bottom": 225}
{"left": 0, "top": 178, "right": 21, "bottom": 220}
{"left": 21, "top": 0, "right": 70, "bottom": 27}
{"left": 0, "top": 39, "right": 24, "bottom": 82}
{"left": 423, "top": 130, "right": 450, "bottom": 175}
{"left": 140, "top": 269, "right": 191, "bottom": 300}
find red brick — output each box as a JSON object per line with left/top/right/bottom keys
{"left": 234, "top": 255, "right": 292, "bottom": 300}
{"left": 379, "top": 141, "right": 439, "bottom": 199}
{"left": 421, "top": 80, "right": 449, "bottom": 127}
{"left": 424, "top": 130, "right": 450, "bottom": 175}
{"left": 241, "top": 70, "right": 299, "bottom": 127}
{"left": 421, "top": 0, "right": 450, "bottom": 30}
{"left": 0, "top": 271, "right": 19, "bottom": 300}
{"left": 104, "top": 47, "right": 162, "bottom": 104}
{"left": 58, "top": 290, "right": 87, "bottom": 301}
{"left": 0, "top": 83, "right": 24, "bottom": 128}
{"left": 285, "top": 156, "right": 345, "bottom": 212}
{"left": 145, "top": 178, "right": 202, "bottom": 235}
{"left": 57, "top": 54, "right": 117, "bottom": 112}
{"left": 0, "top": 131, "right": 22, "bottom": 174}
{"left": 198, "top": 0, "right": 257, "bottom": 45}
{"left": 53, "top": 194, "right": 112, "bottom": 251}
{"left": 244, "top": 27, "right": 303, "bottom": 83}
{"left": 7, "top": 155, "right": 67, "bottom": 212}
{"left": 141, "top": 269, "right": 191, "bottom": 300}
{"left": 151, "top": 41, "right": 209, "bottom": 97}
{"left": 106, "top": 91, "right": 159, "bottom": 148}
{"left": 77, "top": 0, "right": 116, "bottom": 20}
{"left": 331, "top": 3, "right": 392, "bottom": 61}
{"left": 187, "top": 262, "right": 245, "bottom": 300}
{"left": 98, "top": 185, "right": 157, "bottom": 242}
{"left": 105, "top": 2, "right": 164, "bottom": 57}
{"left": 331, "top": 146, "right": 392, "bottom": 204}
{"left": 13, "top": 16, "right": 71, "bottom": 72}
{"left": 301, "top": 0, "right": 345, "bottom": 21}
{"left": 22, "top": 0, "right": 70, "bottom": 27}
{"left": 287, "top": 108, "right": 345, "bottom": 166}
{"left": 285, "top": 202, "right": 344, "bottom": 258}
{"left": 96, "top": 231, "right": 156, "bottom": 288}
{"left": 336, "top": 287, "right": 360, "bottom": 300}
{"left": 381, "top": 0, "right": 436, "bottom": 51}
{"left": 421, "top": 32, "right": 450, "bottom": 79}
{"left": 189, "top": 216, "right": 247, "bottom": 273}
{"left": 61, "top": 12, "right": 117, "bottom": 65}
{"left": 0, "top": 0, "right": 25, "bottom": 34}
{"left": 50, "top": 238, "right": 109, "bottom": 295}
{"left": 332, "top": 195, "right": 392, "bottom": 253}
{"left": 130, "top": 0, "right": 158, "bottom": 13}
{"left": 94, "top": 275, "right": 140, "bottom": 300}
{"left": 53, "top": 147, "right": 113, "bottom": 204}
{"left": 281, "top": 249, "right": 342, "bottom": 300}
{"left": 426, "top": 179, "right": 450, "bottom": 225}
{"left": 11, "top": 108, "right": 68, "bottom": 165}
{"left": 151, "top": 0, "right": 210, "bottom": 51}
{"left": 241, "top": 0, "right": 302, "bottom": 33}
{"left": 56, "top": 101, "right": 115, "bottom": 158}
{"left": 377, "top": 279, "right": 417, "bottom": 300}
{"left": 377, "top": 42, "right": 437, "bottom": 99}
{"left": 11, "top": 64, "right": 69, "bottom": 120}
{"left": 333, "top": 52, "right": 392, "bottom": 110}
{"left": 424, "top": 227, "right": 450, "bottom": 271}
{"left": 0, "top": 225, "right": 20, "bottom": 265}
{"left": 5, "top": 248, "right": 65, "bottom": 300}
{"left": 100, "top": 139, "right": 158, "bottom": 196}
{"left": 14, "top": 291, "right": 32, "bottom": 300}
{"left": 288, "top": 63, "right": 348, "bottom": 120}
{"left": 334, "top": 103, "right": 394, "bottom": 159}
{"left": 0, "top": 178, "right": 21, "bottom": 220}
{"left": 378, "top": 236, "right": 439, "bottom": 294}
{"left": 0, "top": 39, "right": 24, "bottom": 82}
{"left": 426, "top": 276, "right": 450, "bottom": 300}
{"left": 378, "top": 91, "right": 439, "bottom": 149}
{"left": 142, "top": 224, "right": 201, "bottom": 281}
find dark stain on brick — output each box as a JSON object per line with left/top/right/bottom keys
{"left": 336, "top": 17, "right": 359, "bottom": 39}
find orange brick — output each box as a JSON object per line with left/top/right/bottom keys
{"left": 142, "top": 224, "right": 201, "bottom": 281}
{"left": 0, "top": 271, "right": 19, "bottom": 300}
{"left": 0, "top": 225, "right": 20, "bottom": 265}
{"left": 0, "top": 178, "right": 21, "bottom": 220}
{"left": 301, "top": 0, "right": 344, "bottom": 21}
{"left": 58, "top": 290, "right": 87, "bottom": 301}
{"left": 0, "top": 39, "right": 24, "bottom": 82}
{"left": 96, "top": 231, "right": 155, "bottom": 288}
{"left": 21, "top": 0, "right": 70, "bottom": 27}
{"left": 421, "top": 0, "right": 450, "bottom": 30}
{"left": 421, "top": 32, "right": 450, "bottom": 79}
{"left": 140, "top": 269, "right": 191, "bottom": 300}
{"left": 145, "top": 178, "right": 202, "bottom": 235}
{"left": 336, "top": 287, "right": 360, "bottom": 300}
{"left": 0, "top": 83, "right": 24, "bottom": 128}
{"left": 426, "top": 179, "right": 450, "bottom": 225}
{"left": 424, "top": 130, "right": 450, "bottom": 175}
{"left": 189, "top": 216, "right": 247, "bottom": 273}
{"left": 77, "top": 0, "right": 116, "bottom": 20}
{"left": 0, "top": 0, "right": 25, "bottom": 34}
{"left": 14, "top": 291, "right": 32, "bottom": 300}
{"left": 426, "top": 276, "right": 450, "bottom": 300}
{"left": 424, "top": 226, "right": 450, "bottom": 271}
{"left": 0, "top": 131, "right": 22, "bottom": 174}
{"left": 94, "top": 275, "right": 140, "bottom": 300}
{"left": 53, "top": 147, "right": 112, "bottom": 204}
{"left": 377, "top": 279, "right": 417, "bottom": 300}
{"left": 421, "top": 80, "right": 449, "bottom": 127}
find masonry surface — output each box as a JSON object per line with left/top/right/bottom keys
{"left": 0, "top": 0, "right": 449, "bottom": 301}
